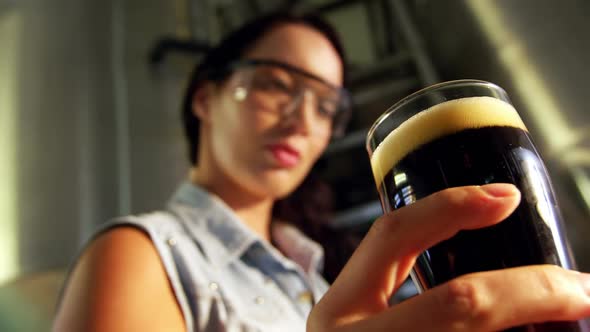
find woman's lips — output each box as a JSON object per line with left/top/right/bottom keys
{"left": 267, "top": 143, "right": 301, "bottom": 168}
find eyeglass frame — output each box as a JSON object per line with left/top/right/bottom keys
{"left": 204, "top": 58, "right": 352, "bottom": 138}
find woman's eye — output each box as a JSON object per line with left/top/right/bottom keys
{"left": 268, "top": 77, "right": 292, "bottom": 92}
{"left": 252, "top": 75, "right": 293, "bottom": 94}
{"left": 318, "top": 100, "right": 339, "bottom": 118}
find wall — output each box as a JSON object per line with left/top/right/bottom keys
{"left": 0, "top": 0, "right": 187, "bottom": 284}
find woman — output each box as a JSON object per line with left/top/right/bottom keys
{"left": 54, "top": 11, "right": 590, "bottom": 332}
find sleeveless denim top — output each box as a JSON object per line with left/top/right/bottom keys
{"left": 97, "top": 182, "right": 329, "bottom": 331}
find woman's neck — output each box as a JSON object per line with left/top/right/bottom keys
{"left": 189, "top": 167, "right": 274, "bottom": 242}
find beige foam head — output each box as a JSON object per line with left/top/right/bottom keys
{"left": 370, "top": 96, "right": 527, "bottom": 186}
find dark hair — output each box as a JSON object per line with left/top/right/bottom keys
{"left": 181, "top": 10, "right": 348, "bottom": 165}
{"left": 181, "top": 11, "right": 350, "bottom": 281}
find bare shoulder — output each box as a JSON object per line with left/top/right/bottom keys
{"left": 53, "top": 226, "right": 186, "bottom": 332}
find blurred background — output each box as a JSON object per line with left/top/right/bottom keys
{"left": 1, "top": 0, "right": 589, "bottom": 330}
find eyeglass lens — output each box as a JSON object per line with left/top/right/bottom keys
{"left": 232, "top": 64, "right": 346, "bottom": 135}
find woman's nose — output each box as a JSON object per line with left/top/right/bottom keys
{"left": 282, "top": 90, "right": 315, "bottom": 135}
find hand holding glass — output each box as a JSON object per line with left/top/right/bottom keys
{"left": 366, "top": 80, "right": 588, "bottom": 332}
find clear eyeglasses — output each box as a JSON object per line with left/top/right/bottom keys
{"left": 211, "top": 59, "right": 352, "bottom": 138}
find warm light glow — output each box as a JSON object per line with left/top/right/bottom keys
{"left": 571, "top": 167, "right": 590, "bottom": 215}
{"left": 466, "top": 0, "right": 580, "bottom": 154}
{"left": 0, "top": 11, "right": 21, "bottom": 284}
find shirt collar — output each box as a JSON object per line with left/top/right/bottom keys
{"left": 167, "top": 182, "right": 258, "bottom": 266}
{"left": 272, "top": 222, "right": 325, "bottom": 274}
{"left": 167, "top": 181, "right": 325, "bottom": 273}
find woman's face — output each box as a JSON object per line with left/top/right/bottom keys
{"left": 200, "top": 23, "right": 344, "bottom": 199}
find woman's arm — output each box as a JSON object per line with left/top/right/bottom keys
{"left": 53, "top": 227, "right": 186, "bottom": 332}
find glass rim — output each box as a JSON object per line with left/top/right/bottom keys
{"left": 365, "top": 79, "right": 508, "bottom": 152}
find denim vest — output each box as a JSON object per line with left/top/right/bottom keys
{"left": 99, "top": 182, "right": 329, "bottom": 331}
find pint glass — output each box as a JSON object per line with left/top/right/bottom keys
{"left": 366, "top": 80, "right": 587, "bottom": 331}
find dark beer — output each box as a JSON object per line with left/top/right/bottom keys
{"left": 370, "top": 96, "right": 584, "bottom": 331}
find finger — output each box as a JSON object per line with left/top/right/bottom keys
{"left": 316, "top": 184, "right": 521, "bottom": 325}
{"left": 338, "top": 265, "right": 590, "bottom": 332}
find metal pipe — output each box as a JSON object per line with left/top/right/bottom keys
{"left": 352, "top": 76, "right": 418, "bottom": 106}
{"left": 331, "top": 200, "right": 382, "bottom": 229}
{"left": 111, "top": 0, "right": 132, "bottom": 216}
{"left": 347, "top": 51, "right": 411, "bottom": 83}
{"left": 389, "top": 0, "right": 439, "bottom": 86}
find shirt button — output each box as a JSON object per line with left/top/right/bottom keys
{"left": 254, "top": 296, "right": 265, "bottom": 305}
{"left": 208, "top": 282, "right": 219, "bottom": 291}
{"left": 297, "top": 291, "right": 313, "bottom": 304}
{"left": 166, "top": 237, "right": 177, "bottom": 246}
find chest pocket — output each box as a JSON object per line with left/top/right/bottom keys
{"left": 214, "top": 264, "right": 306, "bottom": 331}
{"left": 163, "top": 235, "right": 298, "bottom": 331}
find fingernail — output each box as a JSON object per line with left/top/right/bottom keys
{"left": 579, "top": 273, "right": 590, "bottom": 296}
{"left": 480, "top": 183, "right": 519, "bottom": 198}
